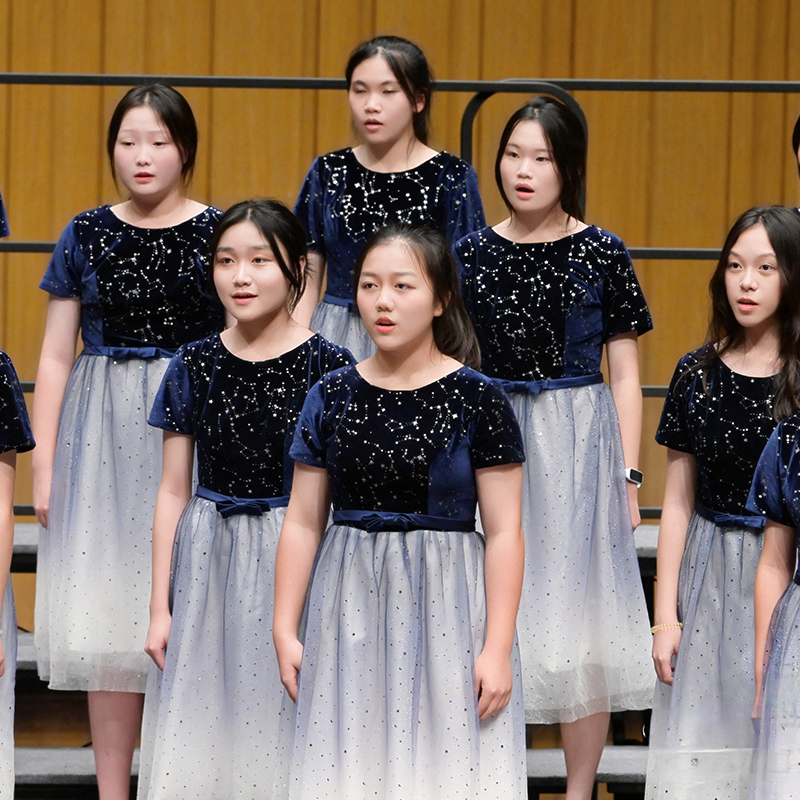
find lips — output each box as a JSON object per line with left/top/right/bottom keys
{"left": 375, "top": 316, "right": 395, "bottom": 332}
{"left": 364, "top": 118, "right": 382, "bottom": 132}
{"left": 135, "top": 172, "right": 154, "bottom": 182}
{"left": 737, "top": 298, "right": 757, "bottom": 308}
{"left": 232, "top": 292, "right": 256, "bottom": 303}
{"left": 515, "top": 183, "right": 534, "bottom": 198}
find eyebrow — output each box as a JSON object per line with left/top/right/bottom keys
{"left": 506, "top": 141, "right": 550, "bottom": 153}
{"left": 361, "top": 269, "right": 418, "bottom": 278}
{"left": 351, "top": 79, "right": 399, "bottom": 88}
{"left": 728, "top": 250, "right": 777, "bottom": 260}
{"left": 216, "top": 244, "right": 273, "bottom": 253}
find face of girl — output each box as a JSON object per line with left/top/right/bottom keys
{"left": 213, "top": 220, "right": 294, "bottom": 325}
{"left": 724, "top": 223, "right": 783, "bottom": 335}
{"left": 113, "top": 104, "right": 184, "bottom": 200}
{"left": 499, "top": 120, "right": 562, "bottom": 217}
{"left": 357, "top": 240, "right": 443, "bottom": 353}
{"left": 348, "top": 55, "right": 422, "bottom": 148}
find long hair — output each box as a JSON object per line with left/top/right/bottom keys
{"left": 345, "top": 36, "right": 433, "bottom": 145}
{"left": 107, "top": 84, "right": 198, "bottom": 184}
{"left": 209, "top": 199, "right": 307, "bottom": 313}
{"left": 495, "top": 96, "right": 586, "bottom": 222}
{"left": 353, "top": 223, "right": 480, "bottom": 368}
{"left": 696, "top": 205, "right": 800, "bottom": 420}
{"left": 792, "top": 112, "right": 800, "bottom": 179}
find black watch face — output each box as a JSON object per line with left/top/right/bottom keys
{"left": 628, "top": 469, "right": 643, "bottom": 484}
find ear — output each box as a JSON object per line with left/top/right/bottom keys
{"left": 414, "top": 91, "right": 428, "bottom": 115}
{"left": 433, "top": 291, "right": 450, "bottom": 318}
{"left": 298, "top": 255, "right": 307, "bottom": 275}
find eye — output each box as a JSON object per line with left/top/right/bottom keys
{"left": 360, "top": 280, "right": 376, "bottom": 290}
{"left": 536, "top": 155, "right": 550, "bottom": 162}
{"left": 759, "top": 262, "right": 777, "bottom": 272}
{"left": 727, "top": 261, "right": 742, "bottom": 270}
{"left": 215, "top": 256, "right": 234, "bottom": 266}
{"left": 504, "top": 149, "right": 519, "bottom": 158}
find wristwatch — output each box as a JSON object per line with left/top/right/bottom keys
{"left": 625, "top": 468, "right": 643, "bottom": 488}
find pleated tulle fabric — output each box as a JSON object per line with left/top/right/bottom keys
{"left": 750, "top": 581, "right": 800, "bottom": 799}
{"left": 511, "top": 384, "right": 654, "bottom": 723}
{"left": 646, "top": 513, "right": 761, "bottom": 799}
{"left": 0, "top": 583, "right": 16, "bottom": 798}
{"left": 138, "top": 497, "right": 289, "bottom": 799}
{"left": 310, "top": 301, "right": 376, "bottom": 362}
{"left": 275, "top": 524, "right": 527, "bottom": 800}
{"left": 35, "top": 354, "right": 167, "bottom": 691}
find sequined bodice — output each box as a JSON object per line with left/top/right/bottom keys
{"left": 41, "top": 205, "right": 224, "bottom": 349}
{"left": 657, "top": 346, "right": 778, "bottom": 513}
{"left": 291, "top": 365, "right": 524, "bottom": 519}
{"left": 149, "top": 334, "right": 354, "bottom": 497}
{"left": 456, "top": 226, "right": 652, "bottom": 380}
{"left": 294, "top": 149, "right": 485, "bottom": 300}
{"left": 0, "top": 351, "right": 34, "bottom": 454}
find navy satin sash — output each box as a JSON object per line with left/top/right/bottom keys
{"left": 83, "top": 344, "right": 177, "bottom": 360}
{"left": 196, "top": 485, "right": 290, "bottom": 519}
{"left": 695, "top": 502, "right": 766, "bottom": 531}
{"left": 323, "top": 293, "right": 354, "bottom": 312}
{"left": 333, "top": 509, "right": 475, "bottom": 533}
{"left": 497, "top": 372, "right": 603, "bottom": 395}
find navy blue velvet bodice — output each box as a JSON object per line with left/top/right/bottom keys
{"left": 41, "top": 205, "right": 224, "bottom": 350}
{"left": 294, "top": 149, "right": 485, "bottom": 301}
{"left": 291, "top": 365, "right": 524, "bottom": 520}
{"left": 456, "top": 226, "right": 652, "bottom": 381}
{"left": 657, "top": 346, "right": 778, "bottom": 514}
{"left": 149, "top": 334, "right": 354, "bottom": 497}
{"left": 0, "top": 189, "right": 8, "bottom": 238}
{"left": 0, "top": 351, "right": 34, "bottom": 454}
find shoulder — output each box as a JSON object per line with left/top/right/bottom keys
{"left": 171, "top": 333, "right": 222, "bottom": 368}
{"left": 454, "top": 226, "right": 493, "bottom": 256}
{"left": 309, "top": 149, "right": 352, "bottom": 173}
{"left": 431, "top": 151, "right": 478, "bottom": 181}
{"left": 310, "top": 334, "right": 357, "bottom": 368}
{"left": 58, "top": 205, "right": 115, "bottom": 241}
{"left": 578, "top": 225, "right": 629, "bottom": 258}
{"left": 449, "top": 366, "right": 507, "bottom": 401}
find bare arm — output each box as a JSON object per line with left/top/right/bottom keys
{"left": 144, "top": 431, "right": 194, "bottom": 670}
{"left": 753, "top": 520, "right": 795, "bottom": 713}
{"left": 292, "top": 251, "right": 325, "bottom": 329}
{"left": 31, "top": 296, "right": 81, "bottom": 528}
{"left": 651, "top": 448, "right": 697, "bottom": 684}
{"left": 273, "top": 462, "right": 330, "bottom": 701}
{"left": 606, "top": 331, "right": 643, "bottom": 529}
{"left": 474, "top": 462, "right": 524, "bottom": 721}
{"left": 0, "top": 450, "right": 16, "bottom": 678}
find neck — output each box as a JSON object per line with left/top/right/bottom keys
{"left": 366, "top": 335, "right": 453, "bottom": 389}
{"left": 357, "top": 131, "right": 425, "bottom": 172}
{"left": 123, "top": 189, "right": 190, "bottom": 226}
{"left": 222, "top": 311, "right": 306, "bottom": 361}
{"left": 500, "top": 205, "right": 577, "bottom": 243}
{"left": 724, "top": 322, "right": 782, "bottom": 376}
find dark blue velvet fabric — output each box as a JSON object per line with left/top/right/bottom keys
{"left": 456, "top": 225, "right": 652, "bottom": 381}
{"left": 294, "top": 149, "right": 485, "bottom": 301}
{"left": 658, "top": 346, "right": 778, "bottom": 514}
{"left": 0, "top": 189, "right": 8, "bottom": 238}
{"left": 0, "top": 351, "right": 34, "bottom": 454}
{"left": 149, "top": 333, "right": 354, "bottom": 498}
{"left": 291, "top": 364, "right": 524, "bottom": 520}
{"left": 40, "top": 205, "right": 224, "bottom": 350}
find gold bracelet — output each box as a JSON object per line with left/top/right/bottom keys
{"left": 651, "top": 622, "right": 683, "bottom": 633}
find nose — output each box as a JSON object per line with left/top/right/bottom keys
{"left": 740, "top": 265, "right": 758, "bottom": 290}
{"left": 135, "top": 144, "right": 151, "bottom": 166}
{"left": 364, "top": 92, "right": 380, "bottom": 113}
{"left": 375, "top": 284, "right": 394, "bottom": 310}
{"left": 516, "top": 157, "right": 533, "bottom": 179}
{"left": 232, "top": 262, "right": 251, "bottom": 285}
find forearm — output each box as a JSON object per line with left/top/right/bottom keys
{"left": 609, "top": 370, "right": 642, "bottom": 470}
{"left": 482, "top": 527, "right": 524, "bottom": 656}
{"left": 0, "top": 453, "right": 16, "bottom": 618}
{"left": 31, "top": 355, "right": 73, "bottom": 478}
{"left": 150, "top": 489, "right": 189, "bottom": 615}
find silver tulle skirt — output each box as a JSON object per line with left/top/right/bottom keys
{"left": 275, "top": 524, "right": 527, "bottom": 800}
{"left": 511, "top": 383, "right": 653, "bottom": 723}
{"left": 311, "top": 300, "right": 375, "bottom": 362}
{"left": 35, "top": 353, "right": 168, "bottom": 692}
{"left": 646, "top": 513, "right": 761, "bottom": 799}
{"left": 0, "top": 582, "right": 15, "bottom": 797}
{"left": 137, "top": 497, "right": 289, "bottom": 799}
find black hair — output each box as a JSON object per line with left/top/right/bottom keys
{"left": 209, "top": 199, "right": 307, "bottom": 314}
{"left": 107, "top": 84, "right": 198, "bottom": 184}
{"left": 345, "top": 36, "right": 433, "bottom": 145}
{"left": 698, "top": 205, "right": 800, "bottom": 420}
{"left": 352, "top": 223, "right": 480, "bottom": 368}
{"left": 792, "top": 112, "right": 800, "bottom": 179}
{"left": 495, "top": 96, "right": 586, "bottom": 222}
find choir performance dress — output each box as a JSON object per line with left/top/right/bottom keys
{"left": 278, "top": 365, "right": 527, "bottom": 800}
{"left": 0, "top": 351, "right": 35, "bottom": 798}
{"left": 456, "top": 225, "right": 654, "bottom": 724}
{"left": 35, "top": 205, "right": 223, "bottom": 692}
{"left": 645, "top": 348, "right": 777, "bottom": 800}
{"left": 294, "top": 149, "right": 484, "bottom": 359}
{"left": 137, "top": 333, "right": 353, "bottom": 799}
{"left": 747, "top": 415, "right": 800, "bottom": 799}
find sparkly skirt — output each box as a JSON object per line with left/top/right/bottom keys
{"left": 311, "top": 300, "right": 375, "bottom": 362}
{"left": 750, "top": 580, "right": 800, "bottom": 799}
{"left": 0, "top": 582, "right": 15, "bottom": 797}
{"left": 35, "top": 353, "right": 168, "bottom": 692}
{"left": 645, "top": 513, "right": 761, "bottom": 799}
{"left": 137, "top": 497, "right": 289, "bottom": 799}
{"left": 276, "top": 524, "right": 527, "bottom": 800}
{"left": 511, "top": 383, "right": 653, "bottom": 723}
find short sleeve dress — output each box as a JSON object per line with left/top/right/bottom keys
{"left": 277, "top": 364, "right": 527, "bottom": 800}
{"left": 456, "top": 225, "right": 654, "bottom": 723}
{"left": 746, "top": 414, "right": 800, "bottom": 799}
{"left": 136, "top": 333, "right": 354, "bottom": 800}
{"left": 0, "top": 351, "right": 35, "bottom": 797}
{"left": 645, "top": 349, "right": 778, "bottom": 800}
{"left": 294, "top": 148, "right": 485, "bottom": 359}
{"left": 35, "top": 205, "right": 224, "bottom": 693}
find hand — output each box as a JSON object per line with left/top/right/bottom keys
{"left": 33, "top": 468, "right": 52, "bottom": 529}
{"left": 474, "top": 647, "right": 513, "bottom": 721}
{"left": 0, "top": 634, "right": 4, "bottom": 678}
{"left": 275, "top": 636, "right": 304, "bottom": 702}
{"left": 144, "top": 610, "right": 172, "bottom": 671}
{"left": 651, "top": 626, "right": 681, "bottom": 685}
{"left": 627, "top": 482, "right": 641, "bottom": 530}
